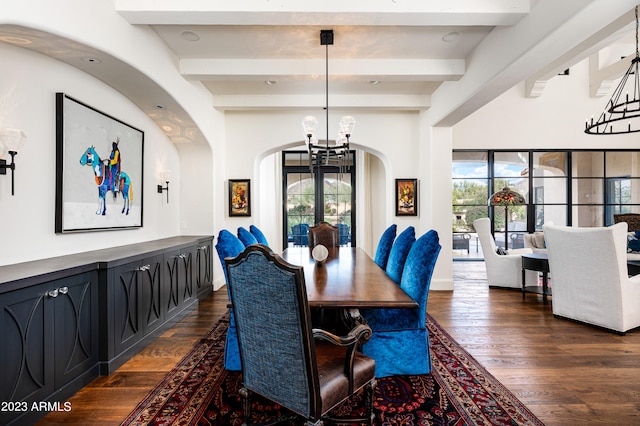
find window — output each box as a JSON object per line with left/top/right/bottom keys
{"left": 452, "top": 149, "right": 640, "bottom": 259}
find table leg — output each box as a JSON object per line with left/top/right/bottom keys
{"left": 542, "top": 271, "right": 548, "bottom": 304}
{"left": 522, "top": 266, "right": 526, "bottom": 299}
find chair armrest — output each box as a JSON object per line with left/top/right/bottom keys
{"left": 508, "top": 247, "right": 533, "bottom": 255}
{"left": 312, "top": 323, "right": 373, "bottom": 347}
{"left": 313, "top": 321, "right": 373, "bottom": 395}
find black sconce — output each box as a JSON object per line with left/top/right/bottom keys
{"left": 0, "top": 128, "right": 27, "bottom": 196}
{"left": 157, "top": 170, "right": 171, "bottom": 203}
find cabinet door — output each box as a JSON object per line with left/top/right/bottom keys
{"left": 53, "top": 272, "right": 99, "bottom": 387}
{"left": 0, "top": 282, "right": 55, "bottom": 419}
{"left": 163, "top": 248, "right": 194, "bottom": 320}
{"left": 196, "top": 241, "right": 213, "bottom": 298}
{"left": 139, "top": 255, "right": 164, "bottom": 335}
{"left": 111, "top": 262, "right": 142, "bottom": 356}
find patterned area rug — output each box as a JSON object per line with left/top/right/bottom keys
{"left": 121, "top": 313, "right": 544, "bottom": 426}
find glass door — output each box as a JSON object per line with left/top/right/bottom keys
{"left": 283, "top": 151, "right": 356, "bottom": 247}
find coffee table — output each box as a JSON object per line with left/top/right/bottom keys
{"left": 521, "top": 253, "right": 551, "bottom": 304}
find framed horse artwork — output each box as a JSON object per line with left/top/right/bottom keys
{"left": 55, "top": 93, "right": 144, "bottom": 233}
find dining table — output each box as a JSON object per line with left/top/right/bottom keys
{"left": 281, "top": 246, "right": 418, "bottom": 309}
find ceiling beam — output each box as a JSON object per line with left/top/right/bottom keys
{"left": 425, "top": 0, "right": 639, "bottom": 127}
{"left": 211, "top": 93, "right": 431, "bottom": 111}
{"left": 180, "top": 58, "right": 465, "bottom": 82}
{"left": 115, "top": 0, "right": 529, "bottom": 26}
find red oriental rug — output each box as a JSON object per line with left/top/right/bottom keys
{"left": 121, "top": 313, "right": 544, "bottom": 426}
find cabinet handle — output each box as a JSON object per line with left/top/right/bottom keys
{"left": 179, "top": 253, "right": 187, "bottom": 259}
{"left": 136, "top": 264, "right": 150, "bottom": 272}
{"left": 58, "top": 286, "right": 69, "bottom": 295}
{"left": 197, "top": 246, "right": 207, "bottom": 251}
{"left": 48, "top": 289, "right": 59, "bottom": 298}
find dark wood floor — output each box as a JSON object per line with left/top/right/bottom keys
{"left": 39, "top": 261, "right": 640, "bottom": 425}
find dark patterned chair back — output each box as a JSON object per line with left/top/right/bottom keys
{"left": 225, "top": 245, "right": 321, "bottom": 419}
{"left": 614, "top": 213, "right": 640, "bottom": 232}
{"left": 308, "top": 222, "right": 339, "bottom": 249}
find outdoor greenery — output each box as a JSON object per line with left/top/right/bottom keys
{"left": 286, "top": 177, "right": 352, "bottom": 234}
{"left": 452, "top": 179, "right": 526, "bottom": 232}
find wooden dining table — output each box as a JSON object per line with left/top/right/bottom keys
{"left": 282, "top": 246, "right": 417, "bottom": 309}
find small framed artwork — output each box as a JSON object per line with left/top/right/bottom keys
{"left": 229, "top": 179, "right": 251, "bottom": 217}
{"left": 395, "top": 178, "right": 418, "bottom": 216}
{"left": 55, "top": 93, "right": 144, "bottom": 233}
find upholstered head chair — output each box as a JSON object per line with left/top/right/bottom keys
{"left": 373, "top": 224, "right": 397, "bottom": 269}
{"left": 544, "top": 222, "right": 640, "bottom": 333}
{"left": 308, "top": 222, "right": 340, "bottom": 250}
{"left": 385, "top": 226, "right": 416, "bottom": 284}
{"left": 249, "top": 224, "right": 269, "bottom": 246}
{"left": 237, "top": 226, "right": 258, "bottom": 247}
{"left": 214, "top": 229, "right": 245, "bottom": 371}
{"left": 473, "top": 218, "right": 537, "bottom": 289}
{"left": 362, "top": 230, "right": 441, "bottom": 377}
{"left": 225, "top": 244, "right": 377, "bottom": 424}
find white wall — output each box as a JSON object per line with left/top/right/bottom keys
{"left": 0, "top": 43, "right": 182, "bottom": 266}
{"left": 454, "top": 58, "right": 640, "bottom": 150}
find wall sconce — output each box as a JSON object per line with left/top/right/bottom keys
{"left": 157, "top": 170, "right": 171, "bottom": 203}
{"left": 0, "top": 128, "right": 27, "bottom": 196}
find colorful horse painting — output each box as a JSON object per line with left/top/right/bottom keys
{"left": 79, "top": 146, "right": 133, "bottom": 215}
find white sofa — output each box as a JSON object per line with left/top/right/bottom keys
{"left": 473, "top": 218, "right": 538, "bottom": 289}
{"left": 543, "top": 222, "right": 640, "bottom": 334}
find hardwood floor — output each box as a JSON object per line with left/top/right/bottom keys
{"left": 38, "top": 261, "right": 640, "bottom": 425}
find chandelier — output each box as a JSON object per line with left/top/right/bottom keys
{"left": 585, "top": 5, "right": 640, "bottom": 135}
{"left": 302, "top": 29, "right": 355, "bottom": 172}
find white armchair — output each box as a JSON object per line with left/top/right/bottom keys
{"left": 543, "top": 222, "right": 640, "bottom": 334}
{"left": 473, "top": 218, "right": 537, "bottom": 289}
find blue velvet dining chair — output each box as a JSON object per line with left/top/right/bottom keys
{"left": 373, "top": 224, "right": 397, "bottom": 269}
{"left": 292, "top": 223, "right": 309, "bottom": 246}
{"left": 249, "top": 224, "right": 269, "bottom": 246}
{"left": 237, "top": 226, "right": 258, "bottom": 247}
{"left": 214, "top": 229, "right": 246, "bottom": 371}
{"left": 338, "top": 223, "right": 351, "bottom": 246}
{"left": 385, "top": 226, "right": 416, "bottom": 284}
{"left": 361, "top": 230, "right": 441, "bottom": 377}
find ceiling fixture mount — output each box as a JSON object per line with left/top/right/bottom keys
{"left": 301, "top": 29, "right": 355, "bottom": 173}
{"left": 585, "top": 5, "right": 640, "bottom": 135}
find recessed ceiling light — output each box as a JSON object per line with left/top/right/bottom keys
{"left": 0, "top": 35, "right": 31, "bottom": 45}
{"left": 162, "top": 125, "right": 173, "bottom": 132}
{"left": 181, "top": 31, "right": 200, "bottom": 41}
{"left": 265, "top": 80, "right": 277, "bottom": 85}
{"left": 369, "top": 80, "right": 380, "bottom": 85}
{"left": 155, "top": 104, "right": 165, "bottom": 110}
{"left": 442, "top": 31, "right": 461, "bottom": 43}
{"left": 82, "top": 57, "right": 101, "bottom": 64}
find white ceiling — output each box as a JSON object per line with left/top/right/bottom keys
{"left": 0, "top": 0, "right": 638, "bottom": 145}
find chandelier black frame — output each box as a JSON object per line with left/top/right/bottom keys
{"left": 302, "top": 30, "right": 355, "bottom": 172}
{"left": 585, "top": 6, "right": 640, "bottom": 135}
